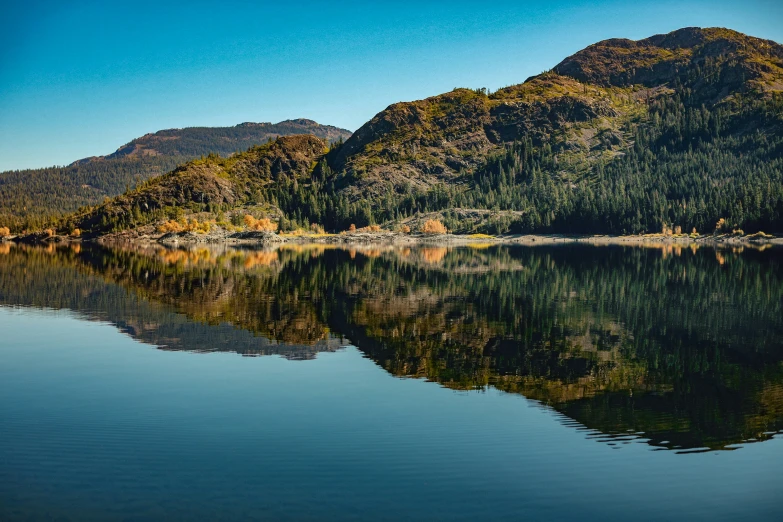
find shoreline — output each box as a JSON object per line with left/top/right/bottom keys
{"left": 6, "top": 230, "right": 780, "bottom": 249}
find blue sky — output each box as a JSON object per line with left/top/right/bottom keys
{"left": 1, "top": 0, "right": 781, "bottom": 171}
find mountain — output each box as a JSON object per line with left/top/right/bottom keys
{"left": 328, "top": 27, "right": 783, "bottom": 233}
{"left": 94, "top": 119, "right": 349, "bottom": 161}
{"left": 20, "top": 27, "right": 783, "bottom": 237}
{"left": 70, "top": 134, "right": 328, "bottom": 235}
{"left": 0, "top": 119, "right": 351, "bottom": 231}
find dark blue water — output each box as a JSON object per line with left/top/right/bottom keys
{"left": 1, "top": 243, "right": 782, "bottom": 520}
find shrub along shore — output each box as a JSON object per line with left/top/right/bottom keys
{"left": 4, "top": 224, "right": 780, "bottom": 249}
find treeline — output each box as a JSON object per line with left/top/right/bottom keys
{"left": 15, "top": 89, "right": 782, "bottom": 236}
{"left": 238, "top": 90, "right": 783, "bottom": 234}
{"left": 1, "top": 121, "right": 350, "bottom": 233}
{"left": 453, "top": 91, "right": 783, "bottom": 234}
{"left": 0, "top": 156, "right": 188, "bottom": 232}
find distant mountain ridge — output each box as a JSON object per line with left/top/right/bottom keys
{"left": 0, "top": 119, "right": 351, "bottom": 231}
{"left": 89, "top": 119, "right": 350, "bottom": 163}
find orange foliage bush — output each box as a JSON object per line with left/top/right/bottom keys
{"left": 357, "top": 224, "right": 382, "bottom": 232}
{"left": 421, "top": 219, "right": 447, "bottom": 234}
{"left": 195, "top": 220, "right": 212, "bottom": 234}
{"left": 44, "top": 228, "right": 55, "bottom": 238}
{"left": 348, "top": 224, "right": 356, "bottom": 232}
{"left": 70, "top": 228, "right": 82, "bottom": 238}
{"left": 0, "top": 226, "right": 10, "bottom": 237}
{"left": 157, "top": 218, "right": 213, "bottom": 234}
{"left": 158, "top": 220, "right": 184, "bottom": 234}
{"left": 398, "top": 224, "right": 411, "bottom": 234}
{"left": 256, "top": 218, "right": 277, "bottom": 232}
{"left": 244, "top": 215, "right": 278, "bottom": 232}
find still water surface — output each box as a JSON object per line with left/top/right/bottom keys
{"left": 0, "top": 242, "right": 781, "bottom": 520}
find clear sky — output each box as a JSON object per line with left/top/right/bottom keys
{"left": 1, "top": 0, "right": 781, "bottom": 171}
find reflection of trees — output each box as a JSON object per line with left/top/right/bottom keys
{"left": 0, "top": 243, "right": 342, "bottom": 358}
{"left": 1, "top": 242, "right": 782, "bottom": 450}
{"left": 339, "top": 245, "right": 783, "bottom": 450}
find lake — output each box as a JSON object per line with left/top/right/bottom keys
{"left": 1, "top": 241, "right": 781, "bottom": 520}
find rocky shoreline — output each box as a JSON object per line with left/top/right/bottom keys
{"left": 5, "top": 228, "right": 781, "bottom": 249}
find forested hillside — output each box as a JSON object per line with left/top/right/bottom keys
{"left": 7, "top": 27, "right": 783, "bottom": 237}
{"left": 0, "top": 119, "right": 351, "bottom": 232}
{"left": 321, "top": 27, "right": 783, "bottom": 234}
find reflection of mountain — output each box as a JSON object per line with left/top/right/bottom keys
{"left": 0, "top": 244, "right": 345, "bottom": 359}
{"left": 1, "top": 242, "right": 782, "bottom": 451}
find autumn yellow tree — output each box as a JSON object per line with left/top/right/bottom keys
{"left": 244, "top": 215, "right": 278, "bottom": 232}
{"left": 158, "top": 220, "right": 184, "bottom": 233}
{"left": 421, "top": 219, "right": 447, "bottom": 234}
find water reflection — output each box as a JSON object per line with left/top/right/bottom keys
{"left": 1, "top": 241, "right": 782, "bottom": 451}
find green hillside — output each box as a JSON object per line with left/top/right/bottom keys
{"left": 0, "top": 119, "right": 351, "bottom": 232}
{"left": 327, "top": 27, "right": 783, "bottom": 234}
{"left": 10, "top": 27, "right": 783, "bottom": 237}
